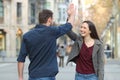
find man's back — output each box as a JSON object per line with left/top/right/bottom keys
{"left": 17, "top": 23, "right": 72, "bottom": 78}
{"left": 17, "top": 5, "right": 75, "bottom": 79}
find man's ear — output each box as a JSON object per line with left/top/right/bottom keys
{"left": 46, "top": 17, "right": 52, "bottom": 26}
{"left": 47, "top": 17, "right": 52, "bottom": 23}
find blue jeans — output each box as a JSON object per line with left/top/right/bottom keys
{"left": 29, "top": 77, "right": 55, "bottom": 80}
{"left": 75, "top": 72, "right": 98, "bottom": 80}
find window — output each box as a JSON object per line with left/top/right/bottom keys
{"left": 30, "top": 3, "right": 35, "bottom": 24}
{"left": 17, "top": 2, "right": 22, "bottom": 24}
{"left": 58, "top": 8, "right": 61, "bottom": 22}
{"left": 59, "top": 0, "right": 64, "bottom": 3}
{"left": 45, "top": 2, "right": 50, "bottom": 9}
{"left": 17, "top": 3, "right": 22, "bottom": 17}
{"left": 0, "top": 0, "right": 4, "bottom": 23}
{"left": 0, "top": 29, "right": 6, "bottom": 50}
{"left": 63, "top": 8, "right": 66, "bottom": 21}
{"left": 58, "top": 7, "right": 67, "bottom": 23}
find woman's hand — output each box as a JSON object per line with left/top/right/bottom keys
{"left": 67, "top": 3, "right": 76, "bottom": 17}
{"left": 67, "top": 3, "right": 76, "bottom": 26}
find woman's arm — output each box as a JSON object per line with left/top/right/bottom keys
{"left": 67, "top": 30, "right": 83, "bottom": 41}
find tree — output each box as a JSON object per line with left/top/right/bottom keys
{"left": 87, "top": 0, "right": 113, "bottom": 35}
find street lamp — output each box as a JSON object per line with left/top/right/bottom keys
{"left": 109, "top": 16, "right": 115, "bottom": 58}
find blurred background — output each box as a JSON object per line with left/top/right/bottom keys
{"left": 0, "top": 0, "right": 120, "bottom": 80}
{"left": 0, "top": 0, "right": 120, "bottom": 59}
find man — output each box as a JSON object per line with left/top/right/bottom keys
{"left": 17, "top": 4, "right": 75, "bottom": 80}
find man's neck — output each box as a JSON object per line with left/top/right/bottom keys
{"left": 42, "top": 24, "right": 48, "bottom": 26}
{"left": 42, "top": 23, "right": 50, "bottom": 27}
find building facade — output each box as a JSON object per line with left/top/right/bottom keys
{"left": 2, "top": 0, "right": 118, "bottom": 58}
{"left": 0, "top": 0, "right": 28, "bottom": 57}
{"left": 0, "top": 0, "right": 70, "bottom": 57}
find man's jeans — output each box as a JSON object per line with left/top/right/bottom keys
{"left": 75, "top": 72, "right": 98, "bottom": 80}
{"left": 29, "top": 77, "right": 55, "bottom": 80}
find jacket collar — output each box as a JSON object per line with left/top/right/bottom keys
{"left": 94, "top": 39, "right": 102, "bottom": 45}
{"left": 77, "top": 39, "right": 102, "bottom": 47}
{"left": 77, "top": 39, "right": 102, "bottom": 57}
{"left": 92, "top": 39, "right": 103, "bottom": 57}
{"left": 35, "top": 24, "right": 48, "bottom": 28}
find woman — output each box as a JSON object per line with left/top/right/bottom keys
{"left": 67, "top": 21, "right": 104, "bottom": 80}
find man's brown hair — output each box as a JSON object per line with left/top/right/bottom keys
{"left": 39, "top": 9, "right": 53, "bottom": 24}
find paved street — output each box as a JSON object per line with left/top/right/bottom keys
{"left": 0, "top": 57, "right": 120, "bottom": 80}
{"left": 57, "top": 58, "right": 120, "bottom": 80}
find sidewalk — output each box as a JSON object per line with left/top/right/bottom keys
{"left": 57, "top": 65, "right": 75, "bottom": 80}
{"left": 0, "top": 56, "right": 120, "bottom": 63}
{"left": 106, "top": 58, "right": 120, "bottom": 64}
{"left": 0, "top": 56, "right": 120, "bottom": 80}
{"left": 0, "top": 57, "right": 17, "bottom": 63}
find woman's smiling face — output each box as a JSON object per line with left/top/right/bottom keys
{"left": 79, "top": 22, "right": 91, "bottom": 37}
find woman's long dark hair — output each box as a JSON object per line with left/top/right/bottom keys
{"left": 82, "top": 20, "right": 100, "bottom": 40}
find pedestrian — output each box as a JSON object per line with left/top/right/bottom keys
{"left": 58, "top": 44, "right": 66, "bottom": 67}
{"left": 105, "top": 44, "right": 111, "bottom": 58}
{"left": 67, "top": 20, "right": 104, "bottom": 80}
{"left": 17, "top": 4, "right": 75, "bottom": 80}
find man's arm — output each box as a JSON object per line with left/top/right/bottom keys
{"left": 18, "top": 62, "right": 24, "bottom": 80}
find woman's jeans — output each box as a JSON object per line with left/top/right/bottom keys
{"left": 29, "top": 77, "right": 55, "bottom": 80}
{"left": 75, "top": 72, "right": 98, "bottom": 80}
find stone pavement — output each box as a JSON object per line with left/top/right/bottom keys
{"left": 0, "top": 56, "right": 119, "bottom": 63}
{"left": 0, "top": 57, "right": 120, "bottom": 80}
{"left": 0, "top": 57, "right": 17, "bottom": 63}
{"left": 57, "top": 57, "right": 120, "bottom": 80}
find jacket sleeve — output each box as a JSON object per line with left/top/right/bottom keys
{"left": 67, "top": 30, "right": 79, "bottom": 41}
{"left": 67, "top": 41, "right": 79, "bottom": 64}
{"left": 98, "top": 44, "right": 105, "bottom": 80}
{"left": 17, "top": 37, "right": 28, "bottom": 62}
